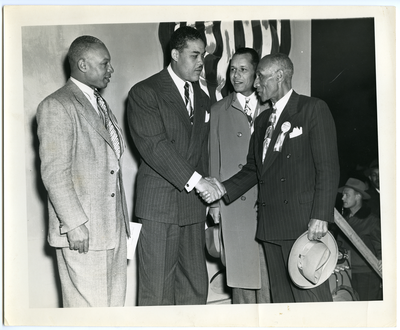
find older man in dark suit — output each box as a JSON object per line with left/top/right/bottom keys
{"left": 127, "top": 26, "right": 223, "bottom": 306}
{"left": 202, "top": 53, "right": 340, "bottom": 303}
{"left": 37, "top": 35, "right": 130, "bottom": 307}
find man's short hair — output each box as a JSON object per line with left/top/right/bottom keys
{"left": 170, "top": 26, "right": 205, "bottom": 53}
{"left": 233, "top": 47, "right": 260, "bottom": 71}
{"left": 364, "top": 159, "right": 379, "bottom": 177}
{"left": 265, "top": 53, "right": 294, "bottom": 80}
{"left": 67, "top": 35, "right": 104, "bottom": 68}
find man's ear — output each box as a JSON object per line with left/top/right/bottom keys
{"left": 276, "top": 69, "right": 284, "bottom": 82}
{"left": 77, "top": 58, "right": 87, "bottom": 72}
{"left": 171, "top": 49, "right": 179, "bottom": 62}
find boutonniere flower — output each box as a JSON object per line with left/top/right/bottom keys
{"left": 274, "top": 121, "right": 291, "bottom": 152}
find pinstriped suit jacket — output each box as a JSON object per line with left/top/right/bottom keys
{"left": 127, "top": 69, "right": 211, "bottom": 226}
{"left": 37, "top": 79, "right": 130, "bottom": 250}
{"left": 224, "top": 91, "right": 340, "bottom": 241}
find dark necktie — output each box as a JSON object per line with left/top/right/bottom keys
{"left": 262, "top": 105, "right": 277, "bottom": 163}
{"left": 184, "top": 82, "right": 194, "bottom": 124}
{"left": 94, "top": 90, "right": 122, "bottom": 159}
{"left": 243, "top": 98, "right": 253, "bottom": 125}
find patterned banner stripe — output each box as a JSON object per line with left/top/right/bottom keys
{"left": 159, "top": 20, "right": 291, "bottom": 105}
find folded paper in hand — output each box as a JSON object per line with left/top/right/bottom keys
{"left": 127, "top": 222, "right": 142, "bottom": 260}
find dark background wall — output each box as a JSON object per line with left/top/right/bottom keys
{"left": 311, "top": 18, "right": 378, "bottom": 186}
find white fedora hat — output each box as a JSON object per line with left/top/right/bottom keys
{"left": 288, "top": 231, "right": 338, "bottom": 289}
{"left": 205, "top": 224, "right": 226, "bottom": 266}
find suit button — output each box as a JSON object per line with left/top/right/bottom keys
{"left": 238, "top": 164, "right": 243, "bottom": 169}
{"left": 241, "top": 196, "right": 246, "bottom": 201}
{"left": 287, "top": 154, "right": 291, "bottom": 158}
{"left": 260, "top": 180, "right": 264, "bottom": 184}
{"left": 284, "top": 200, "right": 288, "bottom": 204}
{"left": 262, "top": 202, "right": 266, "bottom": 206}
{"left": 171, "top": 139, "right": 175, "bottom": 143}
{"left": 110, "top": 170, "right": 115, "bottom": 174}
{"left": 111, "top": 193, "right": 115, "bottom": 197}
{"left": 280, "top": 177, "right": 286, "bottom": 182}
{"left": 237, "top": 132, "right": 242, "bottom": 137}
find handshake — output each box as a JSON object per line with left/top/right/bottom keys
{"left": 195, "top": 177, "right": 226, "bottom": 204}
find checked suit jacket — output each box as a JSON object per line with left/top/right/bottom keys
{"left": 224, "top": 91, "right": 340, "bottom": 241}
{"left": 37, "top": 79, "right": 130, "bottom": 250}
{"left": 127, "top": 69, "right": 211, "bottom": 226}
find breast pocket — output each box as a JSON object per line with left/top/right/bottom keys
{"left": 285, "top": 133, "right": 305, "bottom": 160}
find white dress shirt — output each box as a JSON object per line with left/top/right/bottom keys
{"left": 273, "top": 88, "right": 293, "bottom": 128}
{"left": 167, "top": 65, "right": 202, "bottom": 192}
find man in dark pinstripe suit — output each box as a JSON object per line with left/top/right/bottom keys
{"left": 127, "top": 26, "right": 224, "bottom": 306}
{"left": 202, "top": 53, "right": 340, "bottom": 303}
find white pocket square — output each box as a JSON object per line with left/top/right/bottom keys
{"left": 205, "top": 111, "right": 210, "bottom": 123}
{"left": 289, "top": 127, "right": 302, "bottom": 138}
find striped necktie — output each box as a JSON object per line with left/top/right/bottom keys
{"left": 184, "top": 82, "right": 194, "bottom": 124}
{"left": 262, "top": 105, "right": 277, "bottom": 163}
{"left": 243, "top": 97, "right": 253, "bottom": 125}
{"left": 94, "top": 90, "right": 122, "bottom": 159}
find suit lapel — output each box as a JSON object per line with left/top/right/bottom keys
{"left": 258, "top": 100, "right": 270, "bottom": 115}
{"left": 188, "top": 82, "right": 208, "bottom": 156}
{"left": 254, "top": 110, "right": 271, "bottom": 175}
{"left": 261, "top": 92, "right": 300, "bottom": 175}
{"left": 158, "top": 69, "right": 193, "bottom": 132}
{"left": 230, "top": 93, "right": 242, "bottom": 111}
{"left": 67, "top": 80, "right": 114, "bottom": 149}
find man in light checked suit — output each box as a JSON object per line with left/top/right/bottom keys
{"left": 37, "top": 35, "right": 130, "bottom": 307}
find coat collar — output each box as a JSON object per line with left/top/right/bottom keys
{"left": 352, "top": 205, "right": 372, "bottom": 219}
{"left": 158, "top": 69, "right": 195, "bottom": 132}
{"left": 66, "top": 79, "right": 115, "bottom": 151}
{"left": 157, "top": 69, "right": 209, "bottom": 155}
{"left": 224, "top": 92, "right": 270, "bottom": 116}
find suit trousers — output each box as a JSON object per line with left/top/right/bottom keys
{"left": 232, "top": 244, "right": 271, "bottom": 304}
{"left": 262, "top": 240, "right": 333, "bottom": 303}
{"left": 56, "top": 201, "right": 127, "bottom": 307}
{"left": 137, "top": 219, "right": 208, "bottom": 306}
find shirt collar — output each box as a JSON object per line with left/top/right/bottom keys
{"left": 274, "top": 88, "right": 293, "bottom": 113}
{"left": 167, "top": 64, "right": 192, "bottom": 95}
{"left": 236, "top": 91, "right": 257, "bottom": 109}
{"left": 70, "top": 76, "right": 95, "bottom": 99}
{"left": 272, "top": 89, "right": 293, "bottom": 126}
{"left": 70, "top": 77, "right": 99, "bottom": 114}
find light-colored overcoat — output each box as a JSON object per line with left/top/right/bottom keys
{"left": 209, "top": 92, "right": 269, "bottom": 289}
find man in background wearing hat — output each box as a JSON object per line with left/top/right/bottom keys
{"left": 338, "top": 178, "right": 382, "bottom": 300}
{"left": 364, "top": 159, "right": 380, "bottom": 219}
{"left": 200, "top": 53, "right": 340, "bottom": 303}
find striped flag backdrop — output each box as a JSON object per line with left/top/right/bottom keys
{"left": 159, "top": 20, "right": 291, "bottom": 104}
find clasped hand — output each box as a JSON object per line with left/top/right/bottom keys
{"left": 195, "top": 177, "right": 226, "bottom": 204}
